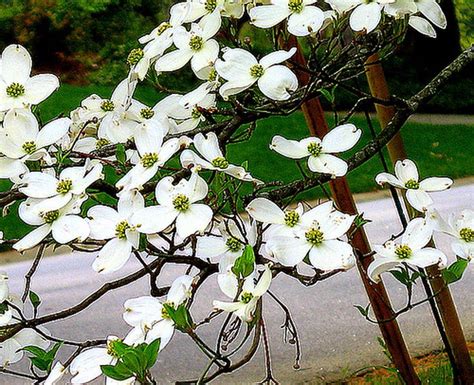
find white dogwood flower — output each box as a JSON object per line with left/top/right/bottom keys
{"left": 270, "top": 123, "right": 361, "bottom": 177}
{"left": 116, "top": 123, "right": 180, "bottom": 193}
{"left": 131, "top": 172, "right": 213, "bottom": 239}
{"left": 215, "top": 47, "right": 298, "bottom": 101}
{"left": 44, "top": 362, "right": 66, "bottom": 385}
{"left": 249, "top": 0, "right": 325, "bottom": 36}
{"left": 384, "top": 0, "right": 446, "bottom": 38}
{"left": 0, "top": 109, "right": 70, "bottom": 179}
{"left": 0, "top": 44, "right": 59, "bottom": 111}
{"left": 196, "top": 217, "right": 257, "bottom": 267}
{"left": 88, "top": 191, "right": 145, "bottom": 274}
{"left": 19, "top": 161, "right": 103, "bottom": 213}
{"left": 266, "top": 201, "right": 356, "bottom": 270}
{"left": 0, "top": 272, "right": 22, "bottom": 327}
{"left": 246, "top": 198, "right": 305, "bottom": 239}
{"left": 375, "top": 159, "right": 453, "bottom": 212}
{"left": 181, "top": 132, "right": 259, "bottom": 182}
{"left": 213, "top": 265, "right": 272, "bottom": 322}
{"left": 13, "top": 196, "right": 90, "bottom": 252}
{"left": 70, "top": 336, "right": 134, "bottom": 384}
{"left": 176, "top": 0, "right": 245, "bottom": 22}
{"left": 368, "top": 217, "right": 447, "bottom": 282}
{"left": 155, "top": 11, "right": 221, "bottom": 76}
{"left": 123, "top": 275, "right": 194, "bottom": 347}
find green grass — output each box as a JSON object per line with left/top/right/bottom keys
{"left": 1, "top": 85, "right": 473, "bottom": 241}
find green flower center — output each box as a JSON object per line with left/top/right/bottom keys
{"left": 395, "top": 244, "right": 412, "bottom": 259}
{"left": 284, "top": 210, "right": 300, "bottom": 227}
{"left": 6, "top": 82, "right": 25, "bottom": 98}
{"left": 208, "top": 68, "right": 217, "bottom": 82}
{"left": 140, "top": 107, "right": 155, "bottom": 119}
{"left": 191, "top": 107, "right": 202, "bottom": 119}
{"left": 240, "top": 292, "right": 254, "bottom": 304}
{"left": 157, "top": 22, "right": 172, "bottom": 36}
{"left": 141, "top": 152, "right": 159, "bottom": 168}
{"left": 173, "top": 194, "right": 190, "bottom": 212}
{"left": 127, "top": 48, "right": 144, "bottom": 66}
{"left": 107, "top": 339, "right": 123, "bottom": 358}
{"left": 56, "top": 178, "right": 73, "bottom": 194}
{"left": 96, "top": 138, "right": 111, "bottom": 150}
{"left": 41, "top": 210, "right": 59, "bottom": 224}
{"left": 205, "top": 0, "right": 217, "bottom": 12}
{"left": 460, "top": 228, "right": 473, "bottom": 243}
{"left": 189, "top": 35, "right": 204, "bottom": 51}
{"left": 211, "top": 157, "right": 229, "bottom": 169}
{"left": 288, "top": 0, "right": 304, "bottom": 12}
{"left": 250, "top": 64, "right": 264, "bottom": 78}
{"left": 226, "top": 237, "right": 242, "bottom": 253}
{"left": 115, "top": 220, "right": 130, "bottom": 240}
{"left": 307, "top": 142, "right": 323, "bottom": 157}
{"left": 100, "top": 100, "right": 115, "bottom": 112}
{"left": 404, "top": 179, "right": 420, "bottom": 189}
{"left": 22, "top": 141, "right": 37, "bottom": 155}
{"left": 305, "top": 228, "right": 324, "bottom": 246}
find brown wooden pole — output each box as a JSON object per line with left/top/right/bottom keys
{"left": 288, "top": 40, "right": 421, "bottom": 384}
{"left": 365, "top": 53, "right": 474, "bottom": 384}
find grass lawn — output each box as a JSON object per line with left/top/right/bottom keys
{"left": 1, "top": 84, "right": 472, "bottom": 240}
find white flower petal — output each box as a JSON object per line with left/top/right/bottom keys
{"left": 191, "top": 39, "right": 220, "bottom": 74}
{"left": 270, "top": 135, "right": 310, "bottom": 159}
{"left": 419, "top": 177, "right": 453, "bottom": 192}
{"left": 309, "top": 239, "right": 355, "bottom": 271}
{"left": 287, "top": 6, "right": 325, "bottom": 36}
{"left": 259, "top": 47, "right": 297, "bottom": 69}
{"left": 406, "top": 189, "right": 433, "bottom": 212}
{"left": 131, "top": 206, "right": 178, "bottom": 234}
{"left": 123, "top": 296, "right": 163, "bottom": 327}
{"left": 19, "top": 172, "right": 58, "bottom": 198}
{"left": 266, "top": 236, "right": 311, "bottom": 266}
{"left": 253, "top": 266, "right": 272, "bottom": 297}
{"left": 417, "top": 0, "right": 447, "bottom": 29}
{"left": 196, "top": 235, "right": 228, "bottom": 259}
{"left": 307, "top": 153, "right": 348, "bottom": 177}
{"left": 402, "top": 217, "right": 432, "bottom": 250}
{"left": 92, "top": 238, "right": 132, "bottom": 274}
{"left": 51, "top": 215, "right": 90, "bottom": 244}
{"left": 36, "top": 118, "right": 70, "bottom": 149}
{"left": 176, "top": 204, "right": 213, "bottom": 239}
{"left": 70, "top": 348, "right": 111, "bottom": 384}
{"left": 245, "top": 198, "right": 285, "bottom": 224}
{"left": 87, "top": 205, "right": 120, "bottom": 240}
{"left": 375, "top": 172, "right": 404, "bottom": 188}
{"left": 24, "top": 74, "right": 60, "bottom": 105}
{"left": 13, "top": 224, "right": 51, "bottom": 252}
{"left": 155, "top": 49, "right": 194, "bottom": 72}
{"left": 394, "top": 159, "right": 419, "bottom": 184}
{"left": 349, "top": 3, "right": 382, "bottom": 33}
{"left": 218, "top": 272, "right": 239, "bottom": 299}
{"left": 258, "top": 65, "right": 298, "bottom": 100}
{"left": 408, "top": 15, "right": 437, "bottom": 38}
{"left": 1, "top": 44, "right": 32, "bottom": 84}
{"left": 249, "top": 4, "right": 290, "bottom": 29}
{"left": 367, "top": 257, "right": 401, "bottom": 282}
{"left": 410, "top": 247, "right": 446, "bottom": 268}
{"left": 321, "top": 124, "right": 361, "bottom": 153}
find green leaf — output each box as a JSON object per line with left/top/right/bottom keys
{"left": 390, "top": 269, "right": 409, "bottom": 285}
{"left": 144, "top": 339, "right": 161, "bottom": 369}
{"left": 22, "top": 345, "right": 47, "bottom": 358}
{"left": 354, "top": 304, "right": 370, "bottom": 317}
{"left": 0, "top": 302, "right": 8, "bottom": 315}
{"left": 231, "top": 245, "right": 255, "bottom": 279}
{"left": 320, "top": 88, "right": 333, "bottom": 103}
{"left": 121, "top": 351, "right": 142, "bottom": 374}
{"left": 101, "top": 364, "right": 134, "bottom": 381}
{"left": 29, "top": 290, "right": 41, "bottom": 311}
{"left": 163, "top": 303, "right": 193, "bottom": 332}
{"left": 443, "top": 258, "right": 469, "bottom": 284}
{"left": 115, "top": 144, "right": 126, "bottom": 164}
{"left": 30, "top": 356, "right": 50, "bottom": 371}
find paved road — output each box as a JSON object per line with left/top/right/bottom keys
{"left": 2, "top": 184, "right": 473, "bottom": 385}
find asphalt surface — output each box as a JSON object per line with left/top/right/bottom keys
{"left": 1, "top": 183, "right": 473, "bottom": 385}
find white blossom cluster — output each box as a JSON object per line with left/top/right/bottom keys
{"left": 0, "top": 1, "right": 468, "bottom": 384}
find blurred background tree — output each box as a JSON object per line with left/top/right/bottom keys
{"left": 0, "top": 0, "right": 472, "bottom": 112}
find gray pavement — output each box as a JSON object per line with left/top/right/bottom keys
{"left": 1, "top": 184, "right": 473, "bottom": 385}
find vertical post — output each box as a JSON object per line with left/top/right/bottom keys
{"left": 365, "top": 53, "right": 474, "bottom": 384}
{"left": 289, "top": 41, "right": 421, "bottom": 384}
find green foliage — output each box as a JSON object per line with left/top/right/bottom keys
{"left": 232, "top": 245, "right": 256, "bottom": 279}
{"left": 162, "top": 304, "right": 193, "bottom": 332}
{"left": 455, "top": 0, "right": 474, "bottom": 48}
{"left": 101, "top": 339, "right": 161, "bottom": 383}
{"left": 22, "top": 342, "right": 63, "bottom": 373}
{"left": 443, "top": 257, "right": 469, "bottom": 284}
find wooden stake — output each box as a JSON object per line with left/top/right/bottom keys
{"left": 288, "top": 41, "right": 421, "bottom": 384}
{"left": 365, "top": 53, "right": 474, "bottom": 385}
